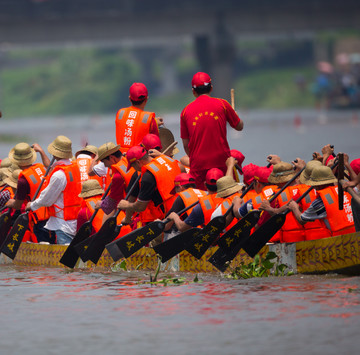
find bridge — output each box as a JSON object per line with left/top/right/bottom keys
{"left": 1, "top": 0, "right": 360, "bottom": 96}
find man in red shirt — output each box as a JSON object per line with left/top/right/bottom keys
{"left": 180, "top": 72, "right": 244, "bottom": 189}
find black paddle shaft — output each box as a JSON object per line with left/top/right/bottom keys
{"left": 243, "top": 186, "right": 313, "bottom": 258}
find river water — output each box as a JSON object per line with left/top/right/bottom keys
{"left": 1, "top": 108, "right": 360, "bottom": 354}
{"left": 1, "top": 266, "right": 360, "bottom": 355}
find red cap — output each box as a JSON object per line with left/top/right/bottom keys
{"left": 191, "top": 72, "right": 212, "bottom": 88}
{"left": 242, "top": 163, "right": 258, "bottom": 186}
{"left": 126, "top": 145, "right": 147, "bottom": 171}
{"left": 253, "top": 166, "right": 271, "bottom": 184}
{"left": 170, "top": 173, "right": 195, "bottom": 194}
{"left": 129, "top": 83, "right": 148, "bottom": 101}
{"left": 205, "top": 168, "right": 224, "bottom": 186}
{"left": 351, "top": 158, "right": 360, "bottom": 175}
{"left": 141, "top": 134, "right": 162, "bottom": 151}
{"left": 230, "top": 149, "right": 245, "bottom": 171}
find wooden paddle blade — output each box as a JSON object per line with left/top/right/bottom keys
{"left": 59, "top": 221, "right": 93, "bottom": 268}
{"left": 106, "top": 220, "right": 166, "bottom": 260}
{"left": 73, "top": 235, "right": 92, "bottom": 261}
{"left": 0, "top": 210, "right": 13, "bottom": 249}
{"left": 185, "top": 216, "right": 226, "bottom": 259}
{"left": 153, "top": 228, "right": 201, "bottom": 263}
{"left": 1, "top": 213, "right": 29, "bottom": 260}
{"left": 216, "top": 210, "right": 261, "bottom": 252}
{"left": 209, "top": 228, "right": 253, "bottom": 272}
{"left": 242, "top": 213, "right": 286, "bottom": 258}
{"left": 80, "top": 216, "right": 118, "bottom": 263}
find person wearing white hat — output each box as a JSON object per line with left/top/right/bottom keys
{"left": 26, "top": 136, "right": 82, "bottom": 244}
{"left": 5, "top": 142, "right": 54, "bottom": 243}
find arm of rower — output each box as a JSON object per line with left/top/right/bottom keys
{"left": 182, "top": 138, "right": 190, "bottom": 156}
{"left": 167, "top": 212, "right": 192, "bottom": 232}
{"left": 32, "top": 143, "right": 50, "bottom": 168}
{"left": 6, "top": 199, "right": 24, "bottom": 210}
{"left": 287, "top": 200, "right": 307, "bottom": 225}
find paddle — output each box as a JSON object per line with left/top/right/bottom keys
{"left": 0, "top": 205, "right": 13, "bottom": 248}
{"left": 216, "top": 165, "right": 305, "bottom": 253}
{"left": 105, "top": 200, "right": 199, "bottom": 262}
{"left": 59, "top": 182, "right": 112, "bottom": 268}
{"left": 77, "top": 173, "right": 141, "bottom": 264}
{"left": 242, "top": 186, "right": 313, "bottom": 259}
{"left": 337, "top": 153, "right": 344, "bottom": 210}
{"left": 209, "top": 165, "right": 305, "bottom": 271}
{"left": 184, "top": 203, "right": 234, "bottom": 259}
{"left": 1, "top": 157, "right": 56, "bottom": 259}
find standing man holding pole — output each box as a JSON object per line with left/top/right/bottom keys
{"left": 180, "top": 72, "right": 244, "bottom": 189}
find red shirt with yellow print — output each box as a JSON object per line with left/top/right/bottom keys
{"left": 180, "top": 95, "right": 240, "bottom": 172}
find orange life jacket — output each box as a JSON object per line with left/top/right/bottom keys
{"left": 276, "top": 185, "right": 305, "bottom": 243}
{"left": 47, "top": 162, "right": 82, "bottom": 221}
{"left": 317, "top": 186, "right": 356, "bottom": 236}
{"left": 252, "top": 185, "right": 278, "bottom": 209}
{"left": 81, "top": 195, "right": 105, "bottom": 233}
{"left": 177, "top": 188, "right": 207, "bottom": 216}
{"left": 242, "top": 189, "right": 257, "bottom": 204}
{"left": 76, "top": 156, "right": 92, "bottom": 182}
{"left": 219, "top": 192, "right": 242, "bottom": 231}
{"left": 199, "top": 193, "right": 223, "bottom": 225}
{"left": 2, "top": 186, "right": 15, "bottom": 199}
{"left": 111, "top": 156, "right": 135, "bottom": 189}
{"left": 139, "top": 155, "right": 181, "bottom": 223}
{"left": 115, "top": 106, "right": 156, "bottom": 153}
{"left": 297, "top": 184, "right": 331, "bottom": 240}
{"left": 19, "top": 163, "right": 49, "bottom": 222}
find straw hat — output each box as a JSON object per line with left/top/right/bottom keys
{"left": 75, "top": 145, "right": 98, "bottom": 158}
{"left": 299, "top": 160, "right": 323, "bottom": 185}
{"left": 308, "top": 166, "right": 337, "bottom": 186}
{"left": 159, "top": 127, "right": 179, "bottom": 156}
{"left": 0, "top": 170, "right": 5, "bottom": 186}
{"left": 97, "top": 142, "right": 122, "bottom": 161}
{"left": 268, "top": 162, "right": 296, "bottom": 184}
{"left": 0, "top": 157, "right": 12, "bottom": 169}
{"left": 2, "top": 163, "right": 20, "bottom": 178}
{"left": 3, "top": 169, "right": 21, "bottom": 189}
{"left": 8, "top": 142, "right": 37, "bottom": 167}
{"left": 48, "top": 135, "right": 73, "bottom": 159}
{"left": 78, "top": 179, "right": 104, "bottom": 198}
{"left": 216, "top": 176, "right": 242, "bottom": 198}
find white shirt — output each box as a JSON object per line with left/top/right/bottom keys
{"left": 30, "top": 159, "right": 77, "bottom": 236}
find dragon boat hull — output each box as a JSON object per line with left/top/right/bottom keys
{"left": 0, "top": 232, "right": 359, "bottom": 275}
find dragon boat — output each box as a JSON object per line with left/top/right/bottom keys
{"left": 1, "top": 231, "right": 360, "bottom": 276}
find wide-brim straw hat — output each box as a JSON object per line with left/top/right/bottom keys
{"left": 75, "top": 145, "right": 99, "bottom": 158}
{"left": 216, "top": 176, "right": 242, "bottom": 198}
{"left": 159, "top": 127, "right": 180, "bottom": 156}
{"left": 97, "top": 142, "right": 122, "bottom": 161}
{"left": 308, "top": 166, "right": 337, "bottom": 186}
{"left": 299, "top": 160, "right": 323, "bottom": 185}
{"left": 268, "top": 162, "right": 296, "bottom": 184}
{"left": 0, "top": 157, "right": 12, "bottom": 169}
{"left": 78, "top": 179, "right": 104, "bottom": 198}
{"left": 3, "top": 169, "right": 21, "bottom": 189}
{"left": 8, "top": 142, "right": 37, "bottom": 167}
{"left": 2, "top": 163, "right": 20, "bottom": 178}
{"left": 48, "top": 135, "right": 73, "bottom": 159}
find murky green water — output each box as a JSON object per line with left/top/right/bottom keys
{"left": 1, "top": 265, "right": 360, "bottom": 355}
